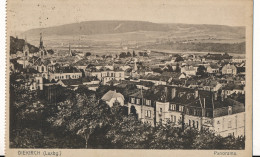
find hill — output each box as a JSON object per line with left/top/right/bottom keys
{"left": 23, "top": 20, "right": 245, "bottom": 39}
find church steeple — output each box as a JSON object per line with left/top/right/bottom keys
{"left": 38, "top": 33, "right": 47, "bottom": 58}
{"left": 39, "top": 33, "right": 44, "bottom": 49}
{"left": 69, "top": 43, "right": 72, "bottom": 56}
{"left": 23, "top": 36, "right": 30, "bottom": 68}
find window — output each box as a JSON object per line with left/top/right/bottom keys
{"left": 169, "top": 104, "right": 176, "bottom": 111}
{"left": 228, "top": 120, "right": 232, "bottom": 128}
{"left": 169, "top": 104, "right": 173, "bottom": 110}
{"left": 119, "top": 73, "right": 121, "bottom": 77}
{"left": 146, "top": 100, "right": 151, "bottom": 106}
{"left": 189, "top": 120, "right": 191, "bottom": 126}
{"left": 186, "top": 108, "right": 189, "bottom": 114}
{"left": 159, "top": 108, "right": 162, "bottom": 114}
{"left": 146, "top": 110, "right": 151, "bottom": 118}
{"left": 171, "top": 115, "right": 176, "bottom": 123}
{"left": 196, "top": 121, "right": 199, "bottom": 128}
{"left": 228, "top": 106, "right": 232, "bottom": 115}
{"left": 179, "top": 106, "right": 184, "bottom": 112}
{"left": 227, "top": 69, "right": 232, "bottom": 74}
{"left": 192, "top": 120, "right": 195, "bottom": 128}
{"left": 194, "top": 109, "right": 197, "bottom": 116}
{"left": 136, "top": 99, "right": 140, "bottom": 105}
{"left": 131, "top": 98, "right": 135, "bottom": 104}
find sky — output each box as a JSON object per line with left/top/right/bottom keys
{"left": 7, "top": 0, "right": 248, "bottom": 34}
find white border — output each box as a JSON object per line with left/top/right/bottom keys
{"left": 253, "top": 0, "right": 260, "bottom": 156}
{"left": 0, "top": 0, "right": 259, "bottom": 156}
{"left": 0, "top": 0, "right": 6, "bottom": 156}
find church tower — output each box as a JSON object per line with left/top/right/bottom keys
{"left": 23, "top": 37, "right": 30, "bottom": 68}
{"left": 38, "top": 33, "right": 47, "bottom": 58}
{"left": 23, "top": 37, "right": 29, "bottom": 60}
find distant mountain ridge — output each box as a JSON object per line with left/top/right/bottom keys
{"left": 22, "top": 20, "right": 245, "bottom": 37}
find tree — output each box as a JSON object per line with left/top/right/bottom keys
{"left": 175, "top": 56, "right": 184, "bottom": 62}
{"left": 127, "top": 51, "right": 132, "bottom": 57}
{"left": 139, "top": 52, "right": 144, "bottom": 56}
{"left": 175, "top": 63, "right": 181, "bottom": 73}
{"left": 133, "top": 51, "right": 137, "bottom": 57}
{"left": 47, "top": 49, "right": 54, "bottom": 55}
{"left": 85, "top": 52, "right": 91, "bottom": 57}
{"left": 196, "top": 65, "right": 207, "bottom": 76}
{"left": 48, "top": 94, "right": 111, "bottom": 148}
{"left": 119, "top": 52, "right": 127, "bottom": 58}
{"left": 106, "top": 115, "right": 154, "bottom": 149}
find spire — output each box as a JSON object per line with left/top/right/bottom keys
{"left": 24, "top": 36, "right": 27, "bottom": 44}
{"left": 39, "top": 33, "right": 44, "bottom": 49}
{"left": 69, "top": 43, "right": 73, "bottom": 56}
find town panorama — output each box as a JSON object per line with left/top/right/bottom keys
{"left": 9, "top": 21, "right": 246, "bottom": 149}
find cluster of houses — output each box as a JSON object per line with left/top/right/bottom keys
{"left": 10, "top": 34, "right": 246, "bottom": 138}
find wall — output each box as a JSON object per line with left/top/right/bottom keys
{"left": 213, "top": 112, "right": 245, "bottom": 137}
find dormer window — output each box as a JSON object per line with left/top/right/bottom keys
{"left": 146, "top": 100, "right": 151, "bottom": 106}
{"left": 179, "top": 106, "right": 184, "bottom": 112}
{"left": 136, "top": 99, "right": 140, "bottom": 105}
{"left": 131, "top": 98, "right": 135, "bottom": 104}
{"left": 228, "top": 106, "right": 232, "bottom": 115}
{"left": 169, "top": 104, "right": 176, "bottom": 111}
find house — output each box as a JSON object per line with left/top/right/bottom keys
{"left": 48, "top": 66, "right": 83, "bottom": 81}
{"left": 101, "top": 90, "right": 125, "bottom": 107}
{"left": 56, "top": 77, "right": 100, "bottom": 90}
{"left": 222, "top": 84, "right": 245, "bottom": 96}
{"left": 131, "top": 85, "right": 245, "bottom": 137}
{"left": 207, "top": 64, "right": 220, "bottom": 74}
{"left": 86, "top": 67, "right": 125, "bottom": 85}
{"left": 26, "top": 75, "right": 44, "bottom": 91}
{"left": 222, "top": 64, "right": 237, "bottom": 75}
{"left": 127, "top": 90, "right": 155, "bottom": 126}
{"left": 181, "top": 65, "right": 197, "bottom": 76}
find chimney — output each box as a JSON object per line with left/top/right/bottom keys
{"left": 171, "top": 88, "right": 176, "bottom": 99}
{"left": 203, "top": 98, "right": 206, "bottom": 108}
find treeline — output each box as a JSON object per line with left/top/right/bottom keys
{"left": 10, "top": 36, "right": 39, "bottom": 54}
{"left": 119, "top": 51, "right": 149, "bottom": 58}
{"left": 146, "top": 42, "right": 245, "bottom": 54}
{"left": 10, "top": 36, "right": 55, "bottom": 55}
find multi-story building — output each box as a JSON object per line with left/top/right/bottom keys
{"left": 181, "top": 65, "right": 198, "bottom": 76}
{"left": 126, "top": 85, "right": 245, "bottom": 137}
{"left": 86, "top": 67, "right": 125, "bottom": 85}
{"left": 222, "top": 64, "right": 237, "bottom": 75}
{"left": 48, "top": 66, "right": 83, "bottom": 81}
{"left": 127, "top": 90, "right": 155, "bottom": 126}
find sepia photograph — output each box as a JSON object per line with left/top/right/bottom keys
{"left": 5, "top": 0, "right": 253, "bottom": 156}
